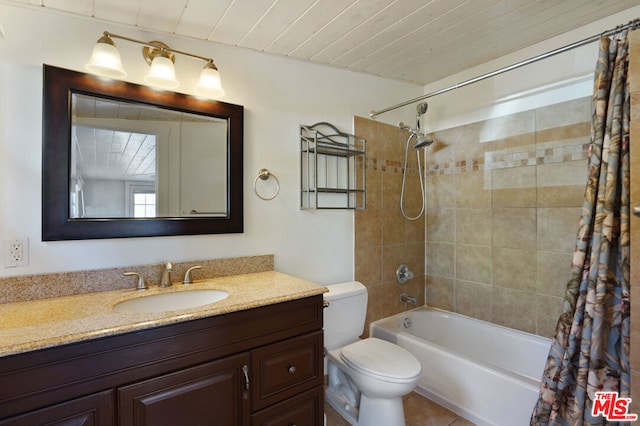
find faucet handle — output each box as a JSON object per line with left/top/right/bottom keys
{"left": 124, "top": 272, "right": 148, "bottom": 291}
{"left": 396, "top": 264, "right": 415, "bottom": 284}
{"left": 183, "top": 265, "right": 202, "bottom": 284}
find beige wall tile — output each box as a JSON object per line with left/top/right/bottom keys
{"left": 355, "top": 246, "right": 383, "bottom": 287}
{"left": 537, "top": 159, "right": 588, "bottom": 188}
{"left": 537, "top": 250, "right": 572, "bottom": 298}
{"left": 493, "top": 247, "right": 536, "bottom": 292}
{"left": 537, "top": 207, "right": 580, "bottom": 252}
{"left": 426, "top": 208, "right": 455, "bottom": 243}
{"left": 406, "top": 242, "right": 426, "bottom": 278}
{"left": 382, "top": 173, "right": 402, "bottom": 211}
{"left": 492, "top": 165, "right": 536, "bottom": 190}
{"left": 355, "top": 208, "right": 382, "bottom": 247}
{"left": 535, "top": 97, "right": 590, "bottom": 131}
{"left": 405, "top": 215, "right": 425, "bottom": 243}
{"left": 454, "top": 121, "right": 488, "bottom": 162}
{"left": 456, "top": 208, "right": 491, "bottom": 245}
{"left": 426, "top": 174, "right": 456, "bottom": 210}
{"left": 456, "top": 170, "right": 491, "bottom": 208}
{"left": 426, "top": 242, "right": 455, "bottom": 278}
{"left": 456, "top": 245, "right": 492, "bottom": 284}
{"left": 492, "top": 287, "right": 537, "bottom": 334}
{"left": 488, "top": 110, "right": 535, "bottom": 141}
{"left": 383, "top": 244, "right": 406, "bottom": 284}
{"left": 365, "top": 169, "right": 383, "bottom": 210}
{"left": 383, "top": 209, "right": 406, "bottom": 245}
{"left": 537, "top": 185, "right": 585, "bottom": 208}
{"left": 629, "top": 30, "right": 640, "bottom": 93}
{"left": 493, "top": 188, "right": 537, "bottom": 208}
{"left": 492, "top": 208, "right": 537, "bottom": 250}
{"left": 455, "top": 280, "right": 492, "bottom": 321}
{"left": 430, "top": 127, "right": 457, "bottom": 165}
{"left": 536, "top": 295, "right": 564, "bottom": 338}
{"left": 426, "top": 275, "right": 453, "bottom": 310}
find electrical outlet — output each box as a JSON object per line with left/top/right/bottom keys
{"left": 4, "top": 238, "right": 29, "bottom": 268}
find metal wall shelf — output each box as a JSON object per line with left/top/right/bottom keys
{"left": 300, "top": 122, "right": 366, "bottom": 210}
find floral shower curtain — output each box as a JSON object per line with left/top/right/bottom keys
{"left": 530, "top": 32, "right": 631, "bottom": 425}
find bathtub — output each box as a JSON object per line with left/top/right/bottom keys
{"left": 370, "top": 306, "right": 551, "bottom": 426}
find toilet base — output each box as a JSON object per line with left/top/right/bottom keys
{"left": 358, "top": 394, "right": 405, "bottom": 426}
{"left": 325, "top": 388, "right": 406, "bottom": 426}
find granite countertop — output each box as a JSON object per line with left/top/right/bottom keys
{"left": 0, "top": 271, "right": 327, "bottom": 357}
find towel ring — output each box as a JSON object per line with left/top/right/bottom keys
{"left": 254, "top": 168, "right": 280, "bottom": 200}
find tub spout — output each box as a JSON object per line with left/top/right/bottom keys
{"left": 400, "top": 293, "right": 417, "bottom": 305}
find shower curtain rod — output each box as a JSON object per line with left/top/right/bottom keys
{"left": 369, "top": 18, "right": 640, "bottom": 119}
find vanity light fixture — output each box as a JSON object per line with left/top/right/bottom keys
{"left": 85, "top": 31, "right": 225, "bottom": 98}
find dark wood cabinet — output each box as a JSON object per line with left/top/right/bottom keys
{"left": 0, "top": 391, "right": 113, "bottom": 426}
{"left": 0, "top": 295, "right": 324, "bottom": 426}
{"left": 251, "top": 387, "right": 323, "bottom": 426}
{"left": 118, "top": 353, "right": 250, "bottom": 426}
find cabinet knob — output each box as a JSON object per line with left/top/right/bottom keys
{"left": 633, "top": 205, "right": 640, "bottom": 218}
{"left": 288, "top": 365, "right": 296, "bottom": 374}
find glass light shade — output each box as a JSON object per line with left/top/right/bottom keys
{"left": 85, "top": 41, "right": 126, "bottom": 78}
{"left": 195, "top": 66, "right": 225, "bottom": 98}
{"left": 144, "top": 55, "right": 179, "bottom": 90}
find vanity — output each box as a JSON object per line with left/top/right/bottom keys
{"left": 4, "top": 63, "right": 328, "bottom": 424}
{"left": 0, "top": 271, "right": 326, "bottom": 425}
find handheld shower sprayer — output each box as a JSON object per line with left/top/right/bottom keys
{"left": 398, "top": 102, "right": 433, "bottom": 150}
{"left": 397, "top": 102, "right": 433, "bottom": 220}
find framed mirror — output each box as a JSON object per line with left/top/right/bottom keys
{"left": 42, "top": 65, "right": 243, "bottom": 240}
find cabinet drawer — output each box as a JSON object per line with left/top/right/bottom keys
{"left": 251, "top": 387, "right": 323, "bottom": 426}
{"left": 251, "top": 331, "right": 323, "bottom": 411}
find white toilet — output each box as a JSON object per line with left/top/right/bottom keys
{"left": 324, "top": 281, "right": 422, "bottom": 426}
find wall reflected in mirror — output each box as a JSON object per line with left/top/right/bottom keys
{"left": 71, "top": 93, "right": 228, "bottom": 219}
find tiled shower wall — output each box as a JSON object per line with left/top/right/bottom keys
{"left": 355, "top": 96, "right": 591, "bottom": 339}
{"left": 424, "top": 97, "right": 590, "bottom": 338}
{"left": 354, "top": 116, "right": 426, "bottom": 335}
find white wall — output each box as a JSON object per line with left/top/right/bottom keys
{"left": 421, "top": 6, "right": 640, "bottom": 133}
{"left": 0, "top": 3, "right": 422, "bottom": 283}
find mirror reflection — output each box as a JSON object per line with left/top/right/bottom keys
{"left": 71, "top": 94, "right": 228, "bottom": 219}
{"left": 42, "top": 65, "right": 243, "bottom": 240}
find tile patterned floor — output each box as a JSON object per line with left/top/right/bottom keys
{"left": 324, "top": 392, "right": 476, "bottom": 426}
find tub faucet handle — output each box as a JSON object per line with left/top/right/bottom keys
{"left": 396, "top": 264, "right": 414, "bottom": 284}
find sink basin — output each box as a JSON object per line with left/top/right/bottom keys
{"left": 113, "top": 289, "right": 228, "bottom": 313}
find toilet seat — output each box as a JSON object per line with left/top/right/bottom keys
{"left": 340, "top": 338, "right": 421, "bottom": 382}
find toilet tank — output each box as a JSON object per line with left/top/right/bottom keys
{"left": 323, "top": 281, "right": 368, "bottom": 350}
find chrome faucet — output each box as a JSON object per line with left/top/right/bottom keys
{"left": 160, "top": 260, "right": 173, "bottom": 288}
{"left": 400, "top": 293, "right": 417, "bottom": 305}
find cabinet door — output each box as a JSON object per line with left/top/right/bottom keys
{"left": 0, "top": 390, "right": 113, "bottom": 426}
{"left": 118, "top": 353, "right": 250, "bottom": 426}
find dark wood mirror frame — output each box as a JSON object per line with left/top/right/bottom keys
{"left": 42, "top": 65, "right": 243, "bottom": 240}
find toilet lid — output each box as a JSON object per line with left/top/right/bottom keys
{"left": 340, "top": 338, "right": 421, "bottom": 380}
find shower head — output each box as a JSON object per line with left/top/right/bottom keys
{"left": 413, "top": 134, "right": 434, "bottom": 150}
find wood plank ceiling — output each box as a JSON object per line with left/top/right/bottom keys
{"left": 4, "top": 0, "right": 640, "bottom": 85}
